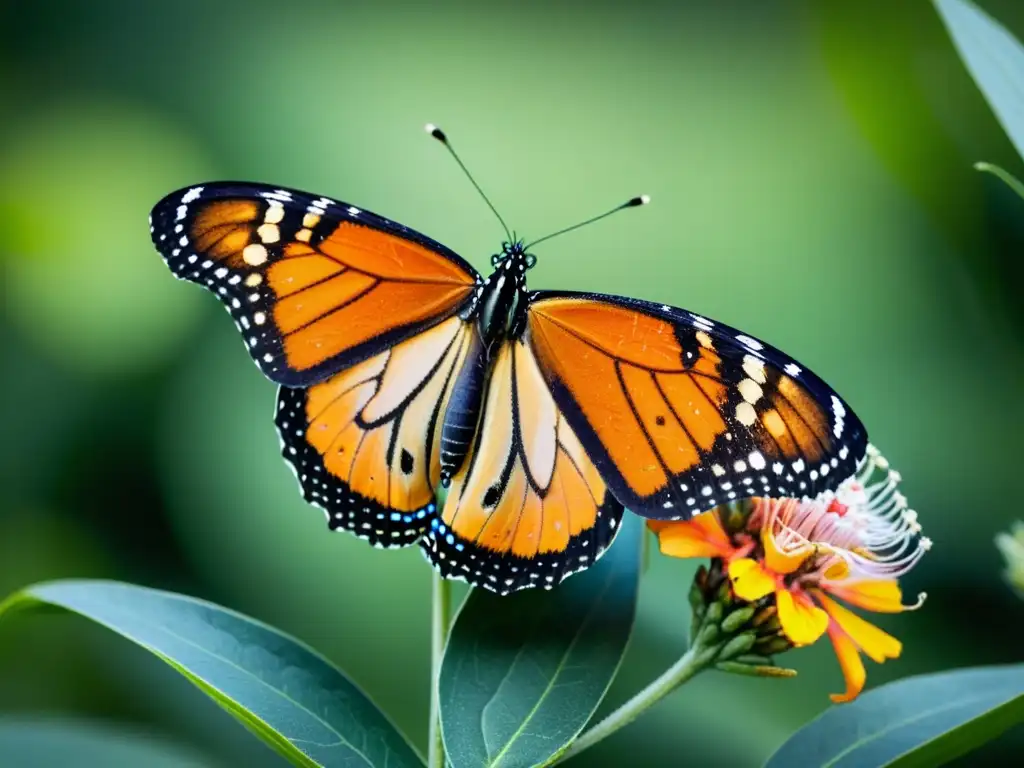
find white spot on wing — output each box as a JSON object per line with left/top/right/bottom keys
{"left": 690, "top": 313, "right": 714, "bottom": 331}
{"left": 243, "top": 243, "right": 268, "bottom": 266}
{"left": 264, "top": 202, "right": 285, "bottom": 224}
{"left": 737, "top": 378, "right": 763, "bottom": 404}
{"left": 831, "top": 395, "right": 846, "bottom": 418}
{"left": 736, "top": 334, "right": 763, "bottom": 351}
{"left": 735, "top": 401, "right": 757, "bottom": 426}
{"left": 742, "top": 355, "right": 767, "bottom": 384}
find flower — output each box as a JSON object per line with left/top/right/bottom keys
{"left": 650, "top": 445, "right": 930, "bottom": 703}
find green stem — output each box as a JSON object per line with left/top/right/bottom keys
{"left": 554, "top": 637, "right": 718, "bottom": 764}
{"left": 428, "top": 570, "right": 452, "bottom": 768}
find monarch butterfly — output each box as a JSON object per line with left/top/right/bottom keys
{"left": 149, "top": 125, "right": 867, "bottom": 594}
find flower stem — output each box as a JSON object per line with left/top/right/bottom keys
{"left": 428, "top": 570, "right": 452, "bottom": 768}
{"left": 554, "top": 638, "right": 717, "bottom": 764}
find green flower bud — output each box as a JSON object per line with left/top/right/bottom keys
{"left": 698, "top": 621, "right": 720, "bottom": 646}
{"left": 716, "top": 661, "right": 798, "bottom": 678}
{"left": 718, "top": 632, "right": 756, "bottom": 661}
{"left": 722, "top": 605, "right": 756, "bottom": 634}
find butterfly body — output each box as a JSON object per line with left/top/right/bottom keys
{"left": 440, "top": 242, "right": 533, "bottom": 484}
{"left": 150, "top": 181, "right": 868, "bottom": 594}
{"left": 436, "top": 327, "right": 487, "bottom": 484}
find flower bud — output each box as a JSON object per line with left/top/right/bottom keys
{"left": 718, "top": 632, "right": 757, "bottom": 661}
{"left": 755, "top": 635, "right": 794, "bottom": 656}
{"left": 688, "top": 575, "right": 706, "bottom": 618}
{"left": 721, "top": 605, "right": 757, "bottom": 634}
{"left": 704, "top": 600, "right": 724, "bottom": 626}
{"left": 715, "top": 661, "right": 798, "bottom": 678}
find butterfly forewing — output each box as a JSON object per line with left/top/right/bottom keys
{"left": 526, "top": 291, "right": 867, "bottom": 519}
{"left": 422, "top": 339, "right": 624, "bottom": 594}
{"left": 149, "top": 182, "right": 480, "bottom": 387}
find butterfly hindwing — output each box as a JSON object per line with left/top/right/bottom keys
{"left": 149, "top": 182, "right": 481, "bottom": 387}
{"left": 421, "top": 339, "right": 624, "bottom": 594}
{"left": 276, "top": 316, "right": 474, "bottom": 548}
{"left": 527, "top": 291, "right": 867, "bottom": 519}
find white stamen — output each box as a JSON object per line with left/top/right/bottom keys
{"left": 752, "top": 445, "right": 928, "bottom": 590}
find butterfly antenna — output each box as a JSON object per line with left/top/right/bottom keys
{"left": 523, "top": 195, "right": 650, "bottom": 250}
{"left": 425, "top": 123, "right": 513, "bottom": 242}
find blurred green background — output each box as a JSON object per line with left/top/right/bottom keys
{"left": 2, "top": 0, "right": 1023, "bottom": 765}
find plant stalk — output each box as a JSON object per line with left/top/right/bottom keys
{"left": 554, "top": 636, "right": 717, "bottom": 764}
{"left": 428, "top": 570, "right": 453, "bottom": 768}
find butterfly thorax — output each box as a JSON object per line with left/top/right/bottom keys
{"left": 468, "top": 241, "right": 534, "bottom": 349}
{"left": 439, "top": 242, "right": 535, "bottom": 486}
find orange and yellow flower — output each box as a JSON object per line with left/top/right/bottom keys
{"left": 650, "top": 445, "right": 929, "bottom": 702}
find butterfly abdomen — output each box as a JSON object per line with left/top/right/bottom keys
{"left": 436, "top": 246, "right": 531, "bottom": 486}
{"left": 439, "top": 329, "right": 487, "bottom": 485}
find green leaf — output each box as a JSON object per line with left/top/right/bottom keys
{"left": 0, "top": 717, "right": 217, "bottom": 768}
{"left": 0, "top": 580, "right": 424, "bottom": 768}
{"left": 975, "top": 161, "right": 1024, "bottom": 202}
{"left": 439, "top": 515, "right": 643, "bottom": 768}
{"left": 764, "top": 664, "right": 1024, "bottom": 768}
{"left": 934, "top": 0, "right": 1024, "bottom": 162}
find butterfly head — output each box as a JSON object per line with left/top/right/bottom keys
{"left": 491, "top": 240, "right": 538, "bottom": 271}
{"left": 474, "top": 241, "right": 534, "bottom": 347}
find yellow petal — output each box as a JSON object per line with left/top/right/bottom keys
{"left": 728, "top": 558, "right": 776, "bottom": 601}
{"left": 827, "top": 627, "right": 867, "bottom": 703}
{"left": 818, "top": 593, "right": 902, "bottom": 663}
{"left": 777, "top": 589, "right": 829, "bottom": 646}
{"left": 762, "top": 527, "right": 813, "bottom": 575}
{"left": 826, "top": 579, "right": 905, "bottom": 613}
{"left": 823, "top": 558, "right": 851, "bottom": 580}
{"left": 652, "top": 513, "right": 733, "bottom": 560}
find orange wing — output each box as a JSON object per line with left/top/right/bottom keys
{"left": 150, "top": 182, "right": 480, "bottom": 386}
{"left": 276, "top": 316, "right": 474, "bottom": 548}
{"left": 527, "top": 292, "right": 867, "bottom": 519}
{"left": 422, "top": 339, "right": 623, "bottom": 594}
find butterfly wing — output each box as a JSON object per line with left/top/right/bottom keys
{"left": 526, "top": 291, "right": 867, "bottom": 519}
{"left": 275, "top": 315, "right": 475, "bottom": 548}
{"left": 150, "top": 182, "right": 481, "bottom": 387}
{"left": 421, "top": 339, "right": 623, "bottom": 594}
